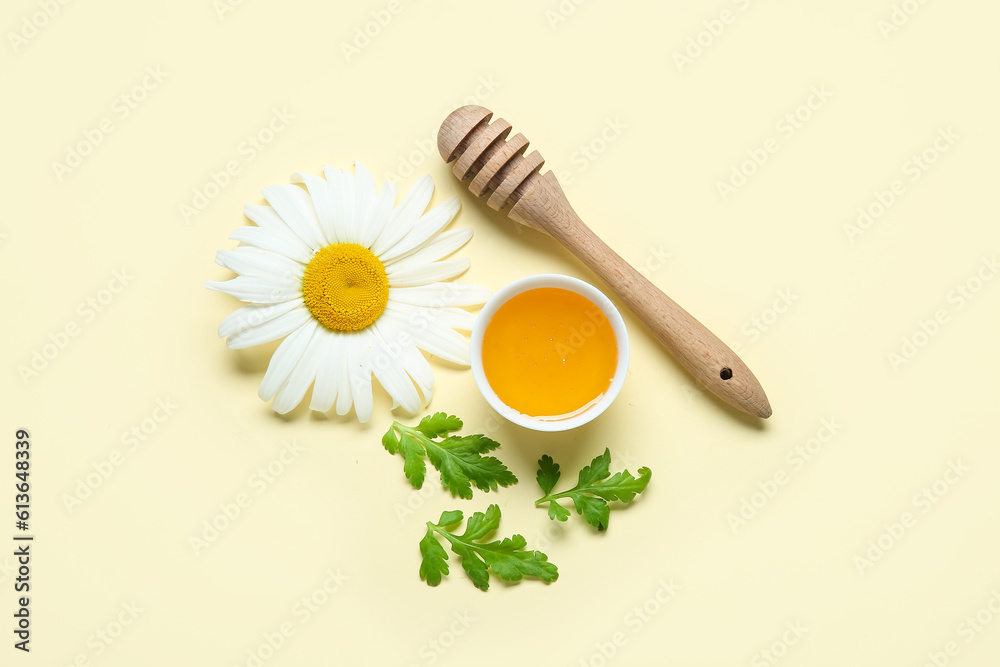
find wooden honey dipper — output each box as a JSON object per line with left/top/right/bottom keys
{"left": 438, "top": 105, "right": 772, "bottom": 419}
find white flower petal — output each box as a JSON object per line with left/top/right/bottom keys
{"left": 205, "top": 275, "right": 302, "bottom": 304}
{"left": 291, "top": 172, "right": 337, "bottom": 246}
{"left": 258, "top": 320, "right": 318, "bottom": 401}
{"left": 368, "top": 325, "right": 423, "bottom": 414}
{"left": 384, "top": 302, "right": 477, "bottom": 332}
{"left": 359, "top": 180, "right": 396, "bottom": 250}
{"left": 272, "top": 325, "right": 325, "bottom": 414}
{"left": 374, "top": 320, "right": 433, "bottom": 406}
{"left": 353, "top": 162, "right": 377, "bottom": 244}
{"left": 402, "top": 349, "right": 434, "bottom": 405}
{"left": 262, "top": 184, "right": 326, "bottom": 251}
{"left": 383, "top": 228, "right": 473, "bottom": 273}
{"left": 309, "top": 329, "right": 340, "bottom": 412}
{"left": 324, "top": 166, "right": 356, "bottom": 244}
{"left": 218, "top": 299, "right": 303, "bottom": 338}
{"left": 230, "top": 226, "right": 314, "bottom": 264}
{"left": 370, "top": 174, "right": 434, "bottom": 256}
{"left": 388, "top": 283, "right": 491, "bottom": 308}
{"left": 215, "top": 247, "right": 304, "bottom": 282}
{"left": 334, "top": 330, "right": 354, "bottom": 416}
{"left": 380, "top": 310, "right": 470, "bottom": 365}
{"left": 434, "top": 308, "right": 477, "bottom": 331}
{"left": 378, "top": 197, "right": 460, "bottom": 263}
{"left": 387, "top": 257, "right": 470, "bottom": 287}
{"left": 226, "top": 302, "right": 311, "bottom": 350}
{"left": 346, "top": 331, "right": 375, "bottom": 422}
{"left": 244, "top": 204, "right": 315, "bottom": 254}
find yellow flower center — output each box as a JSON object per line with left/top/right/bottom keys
{"left": 301, "top": 243, "right": 389, "bottom": 331}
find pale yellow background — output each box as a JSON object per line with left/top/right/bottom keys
{"left": 3, "top": 0, "right": 999, "bottom": 665}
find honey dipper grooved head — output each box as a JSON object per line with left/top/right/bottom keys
{"left": 437, "top": 105, "right": 493, "bottom": 161}
{"left": 437, "top": 105, "right": 546, "bottom": 211}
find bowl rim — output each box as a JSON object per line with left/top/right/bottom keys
{"left": 470, "top": 273, "right": 630, "bottom": 432}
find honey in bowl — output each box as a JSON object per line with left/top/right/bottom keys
{"left": 481, "top": 287, "right": 619, "bottom": 419}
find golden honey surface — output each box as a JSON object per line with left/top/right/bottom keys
{"left": 482, "top": 288, "right": 618, "bottom": 418}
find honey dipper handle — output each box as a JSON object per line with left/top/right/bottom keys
{"left": 510, "top": 172, "right": 772, "bottom": 418}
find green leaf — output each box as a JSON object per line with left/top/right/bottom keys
{"left": 574, "top": 494, "right": 611, "bottom": 531}
{"left": 535, "top": 448, "right": 652, "bottom": 531}
{"left": 589, "top": 468, "right": 653, "bottom": 503}
{"left": 381, "top": 428, "right": 400, "bottom": 454}
{"left": 458, "top": 504, "right": 500, "bottom": 541}
{"left": 436, "top": 509, "right": 464, "bottom": 527}
{"left": 425, "top": 435, "right": 518, "bottom": 499}
{"left": 418, "top": 527, "right": 450, "bottom": 586}
{"left": 420, "top": 505, "right": 559, "bottom": 591}
{"left": 397, "top": 432, "right": 427, "bottom": 490}
{"left": 479, "top": 536, "right": 558, "bottom": 584}
{"left": 536, "top": 455, "right": 561, "bottom": 495}
{"left": 382, "top": 416, "right": 517, "bottom": 498}
{"left": 576, "top": 448, "right": 612, "bottom": 487}
{"left": 547, "top": 500, "right": 572, "bottom": 522}
{"left": 415, "top": 412, "right": 463, "bottom": 439}
{"left": 453, "top": 543, "right": 491, "bottom": 591}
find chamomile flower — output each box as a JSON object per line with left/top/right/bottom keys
{"left": 206, "top": 163, "right": 489, "bottom": 422}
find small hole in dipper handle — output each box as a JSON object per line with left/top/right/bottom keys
{"left": 720, "top": 367, "right": 733, "bottom": 381}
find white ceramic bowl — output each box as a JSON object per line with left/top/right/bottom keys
{"left": 470, "top": 274, "right": 629, "bottom": 432}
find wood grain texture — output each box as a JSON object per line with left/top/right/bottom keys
{"left": 439, "top": 105, "right": 772, "bottom": 419}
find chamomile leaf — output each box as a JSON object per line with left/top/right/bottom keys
{"left": 453, "top": 543, "right": 491, "bottom": 590}
{"left": 574, "top": 494, "right": 612, "bottom": 531}
{"left": 425, "top": 436, "right": 517, "bottom": 499}
{"left": 480, "top": 536, "right": 557, "bottom": 583}
{"left": 576, "top": 448, "right": 612, "bottom": 487}
{"left": 381, "top": 428, "right": 400, "bottom": 454}
{"left": 397, "top": 431, "right": 427, "bottom": 490}
{"left": 382, "top": 417, "right": 517, "bottom": 499}
{"left": 535, "top": 448, "right": 652, "bottom": 531}
{"left": 418, "top": 528, "right": 450, "bottom": 587}
{"left": 536, "top": 454, "right": 561, "bottom": 495}
{"left": 589, "top": 468, "right": 653, "bottom": 503}
{"left": 547, "top": 500, "right": 572, "bottom": 522}
{"left": 458, "top": 503, "right": 501, "bottom": 540}
{"left": 420, "top": 505, "right": 558, "bottom": 591}
{"left": 415, "top": 412, "right": 463, "bottom": 439}
{"left": 436, "top": 509, "right": 464, "bottom": 527}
